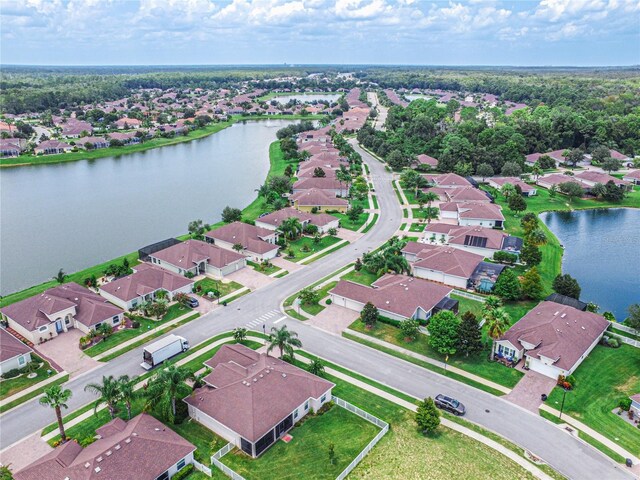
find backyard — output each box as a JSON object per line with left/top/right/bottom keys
{"left": 220, "top": 404, "right": 380, "bottom": 480}
{"left": 545, "top": 344, "right": 640, "bottom": 457}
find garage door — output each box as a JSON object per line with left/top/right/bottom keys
{"left": 529, "top": 359, "right": 561, "bottom": 380}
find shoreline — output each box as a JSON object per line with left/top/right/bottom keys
{"left": 0, "top": 139, "right": 292, "bottom": 306}
{"left": 0, "top": 114, "right": 320, "bottom": 168}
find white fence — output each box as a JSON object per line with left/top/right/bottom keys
{"left": 193, "top": 460, "right": 212, "bottom": 477}
{"left": 333, "top": 396, "right": 390, "bottom": 480}
{"left": 212, "top": 442, "right": 235, "bottom": 460}
{"left": 211, "top": 442, "right": 247, "bottom": 480}
{"left": 452, "top": 289, "right": 487, "bottom": 303}
{"left": 609, "top": 321, "right": 639, "bottom": 335}
{"left": 607, "top": 331, "right": 640, "bottom": 349}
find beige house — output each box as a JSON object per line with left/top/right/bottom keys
{"left": 0, "top": 328, "right": 33, "bottom": 375}
{"left": 290, "top": 188, "right": 349, "bottom": 213}
{"left": 205, "top": 222, "right": 279, "bottom": 262}
{"left": 0, "top": 283, "right": 124, "bottom": 344}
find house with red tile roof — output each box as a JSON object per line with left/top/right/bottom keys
{"left": 1, "top": 283, "right": 124, "bottom": 344}
{"left": 536, "top": 173, "right": 585, "bottom": 191}
{"left": 149, "top": 239, "right": 246, "bottom": 278}
{"left": 0, "top": 138, "right": 26, "bottom": 157}
{"left": 99, "top": 264, "right": 194, "bottom": 311}
{"left": 574, "top": 171, "right": 632, "bottom": 190}
{"left": 495, "top": 302, "right": 609, "bottom": 379}
{"left": 0, "top": 328, "right": 33, "bottom": 375}
{"left": 205, "top": 222, "right": 279, "bottom": 262}
{"left": 14, "top": 413, "right": 195, "bottom": 480}
{"left": 329, "top": 274, "right": 456, "bottom": 322}
{"left": 415, "top": 154, "right": 438, "bottom": 170}
{"left": 185, "top": 344, "right": 333, "bottom": 458}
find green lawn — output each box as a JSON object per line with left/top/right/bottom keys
{"left": 408, "top": 222, "right": 426, "bottom": 232}
{"left": 361, "top": 214, "right": 379, "bottom": 233}
{"left": 247, "top": 260, "right": 280, "bottom": 275}
{"left": 83, "top": 304, "right": 195, "bottom": 357}
{"left": 194, "top": 278, "right": 244, "bottom": 299}
{"left": 300, "top": 281, "right": 338, "bottom": 316}
{"left": 342, "top": 269, "right": 381, "bottom": 286}
{"left": 349, "top": 319, "right": 523, "bottom": 389}
{"left": 545, "top": 344, "right": 640, "bottom": 457}
{"left": 220, "top": 405, "right": 380, "bottom": 480}
{"left": 0, "top": 354, "right": 56, "bottom": 400}
{"left": 168, "top": 418, "right": 227, "bottom": 466}
{"left": 332, "top": 212, "right": 367, "bottom": 231}
{"left": 286, "top": 235, "right": 342, "bottom": 260}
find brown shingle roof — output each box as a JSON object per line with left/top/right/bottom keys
{"left": 330, "top": 274, "right": 452, "bottom": 318}
{"left": 14, "top": 414, "right": 195, "bottom": 480}
{"left": 499, "top": 301, "right": 609, "bottom": 371}
{"left": 152, "top": 239, "right": 245, "bottom": 269}
{"left": 185, "top": 345, "right": 333, "bottom": 443}
{"left": 291, "top": 188, "right": 348, "bottom": 207}
{"left": 0, "top": 328, "right": 32, "bottom": 362}
{"left": 257, "top": 208, "right": 336, "bottom": 229}
{"left": 293, "top": 177, "right": 343, "bottom": 191}
{"left": 99, "top": 264, "right": 193, "bottom": 302}
{"left": 404, "top": 242, "right": 484, "bottom": 278}
{"left": 205, "top": 222, "right": 278, "bottom": 255}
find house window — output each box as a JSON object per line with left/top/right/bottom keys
{"left": 38, "top": 325, "right": 48, "bottom": 333}
{"left": 95, "top": 323, "right": 101, "bottom": 329}
{"left": 112, "top": 316, "right": 120, "bottom": 324}
{"left": 176, "top": 458, "right": 186, "bottom": 471}
{"left": 304, "top": 401, "right": 309, "bottom": 410}
{"left": 294, "top": 409, "right": 298, "bottom": 419}
{"left": 18, "top": 356, "right": 26, "bottom": 366}
{"left": 320, "top": 394, "right": 327, "bottom": 403}
{"left": 155, "top": 471, "right": 169, "bottom": 480}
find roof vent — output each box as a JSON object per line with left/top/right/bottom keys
{"left": 85, "top": 462, "right": 91, "bottom": 468}
{"left": 96, "top": 457, "right": 103, "bottom": 463}
{"left": 561, "top": 313, "right": 567, "bottom": 318}
{"left": 253, "top": 378, "right": 257, "bottom": 382}
{"left": 282, "top": 373, "right": 287, "bottom": 378}
{"left": 554, "top": 311, "right": 559, "bottom": 316}
{"left": 115, "top": 444, "right": 121, "bottom": 450}
{"left": 132, "top": 433, "right": 138, "bottom": 436}
{"left": 95, "top": 467, "right": 101, "bottom": 473}
{"left": 405, "top": 287, "right": 409, "bottom": 291}
{"left": 259, "top": 374, "right": 264, "bottom": 378}
{"left": 154, "top": 428, "right": 160, "bottom": 431}
{"left": 125, "top": 438, "right": 131, "bottom": 443}
{"left": 581, "top": 326, "right": 586, "bottom": 330}
{"left": 106, "top": 451, "right": 112, "bottom": 456}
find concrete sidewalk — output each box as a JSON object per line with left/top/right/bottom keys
{"left": 296, "top": 354, "right": 553, "bottom": 480}
{"left": 345, "top": 328, "right": 512, "bottom": 395}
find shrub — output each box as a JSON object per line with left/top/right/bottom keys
{"left": 565, "top": 375, "right": 577, "bottom": 388}
{"left": 131, "top": 321, "right": 141, "bottom": 329}
{"left": 493, "top": 251, "right": 518, "bottom": 265}
{"left": 304, "top": 224, "right": 319, "bottom": 235}
{"left": 325, "top": 298, "right": 332, "bottom": 305}
{"left": 1, "top": 368, "right": 22, "bottom": 379}
{"left": 328, "top": 227, "right": 338, "bottom": 236}
{"left": 619, "top": 398, "right": 632, "bottom": 411}
{"left": 607, "top": 338, "right": 619, "bottom": 348}
{"left": 171, "top": 464, "right": 194, "bottom": 480}
{"left": 79, "top": 436, "right": 96, "bottom": 447}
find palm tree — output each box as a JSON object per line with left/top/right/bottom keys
{"left": 40, "top": 385, "right": 72, "bottom": 442}
{"left": 233, "top": 327, "right": 247, "bottom": 342}
{"left": 232, "top": 243, "right": 244, "bottom": 253}
{"left": 307, "top": 359, "right": 325, "bottom": 377}
{"left": 84, "top": 375, "right": 122, "bottom": 419}
{"left": 117, "top": 375, "right": 137, "bottom": 420}
{"left": 278, "top": 217, "right": 303, "bottom": 241}
{"left": 485, "top": 307, "right": 512, "bottom": 360}
{"left": 144, "top": 364, "right": 193, "bottom": 423}
{"left": 531, "top": 165, "right": 542, "bottom": 181}
{"left": 53, "top": 268, "right": 67, "bottom": 284}
{"left": 422, "top": 191, "right": 439, "bottom": 209}
{"left": 267, "top": 325, "right": 302, "bottom": 359}
{"left": 482, "top": 295, "right": 503, "bottom": 316}
{"left": 527, "top": 229, "right": 548, "bottom": 247}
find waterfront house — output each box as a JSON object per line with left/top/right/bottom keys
{"left": 536, "top": 173, "right": 585, "bottom": 191}
{"left": 329, "top": 274, "right": 457, "bottom": 322}
{"left": 439, "top": 201, "right": 505, "bottom": 228}
{"left": 422, "top": 223, "right": 522, "bottom": 258}
{"left": 0, "top": 328, "right": 33, "bottom": 375}
{"left": 149, "top": 239, "right": 246, "bottom": 278}
{"left": 205, "top": 222, "right": 279, "bottom": 262}
{"left": 622, "top": 170, "right": 640, "bottom": 185}
{"left": 82, "top": 136, "right": 109, "bottom": 149}
{"left": 573, "top": 171, "right": 633, "bottom": 191}
{"left": 99, "top": 264, "right": 194, "bottom": 310}
{"left": 34, "top": 139, "right": 73, "bottom": 155}
{"left": 0, "top": 283, "right": 124, "bottom": 344}
{"left": 185, "top": 344, "right": 334, "bottom": 458}
{"left": 0, "top": 138, "right": 26, "bottom": 157}
{"left": 495, "top": 302, "right": 609, "bottom": 379}
{"left": 255, "top": 207, "right": 339, "bottom": 234}
{"left": 290, "top": 188, "right": 349, "bottom": 213}
{"left": 292, "top": 177, "right": 349, "bottom": 197}
{"left": 14, "top": 413, "right": 195, "bottom": 480}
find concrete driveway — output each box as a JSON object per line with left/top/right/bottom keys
{"left": 306, "top": 304, "right": 360, "bottom": 335}
{"left": 337, "top": 229, "right": 363, "bottom": 242}
{"left": 270, "top": 256, "right": 304, "bottom": 272}
{"left": 505, "top": 370, "right": 557, "bottom": 413}
{"left": 225, "top": 268, "right": 273, "bottom": 291}
{"left": 0, "top": 432, "right": 53, "bottom": 473}
{"left": 35, "top": 329, "right": 100, "bottom": 378}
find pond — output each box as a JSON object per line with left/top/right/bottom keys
{"left": 272, "top": 94, "right": 340, "bottom": 104}
{"left": 0, "top": 119, "right": 299, "bottom": 295}
{"left": 541, "top": 208, "right": 640, "bottom": 320}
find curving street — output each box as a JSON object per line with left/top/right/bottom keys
{"left": 0, "top": 142, "right": 633, "bottom": 480}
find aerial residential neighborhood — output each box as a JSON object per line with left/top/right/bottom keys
{"left": 1, "top": 2, "right": 639, "bottom": 480}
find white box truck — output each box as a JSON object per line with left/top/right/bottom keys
{"left": 141, "top": 334, "right": 189, "bottom": 370}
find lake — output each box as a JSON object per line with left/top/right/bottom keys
{"left": 541, "top": 208, "right": 640, "bottom": 320}
{"left": 272, "top": 94, "right": 340, "bottom": 104}
{"left": 0, "top": 119, "right": 298, "bottom": 295}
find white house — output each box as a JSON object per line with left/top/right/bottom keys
{"left": 495, "top": 302, "right": 609, "bottom": 379}
{"left": 205, "top": 222, "right": 279, "bottom": 262}
{"left": 439, "top": 202, "right": 505, "bottom": 228}
{"left": 255, "top": 207, "right": 339, "bottom": 234}
{"left": 0, "top": 283, "right": 124, "bottom": 344}
{"left": 0, "top": 328, "right": 33, "bottom": 375}
{"left": 422, "top": 223, "right": 523, "bottom": 259}
{"left": 184, "top": 344, "right": 334, "bottom": 458}
{"left": 99, "top": 264, "right": 194, "bottom": 310}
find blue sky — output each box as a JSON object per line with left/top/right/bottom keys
{"left": 2, "top": 0, "right": 639, "bottom": 66}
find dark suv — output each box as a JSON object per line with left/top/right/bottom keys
{"left": 435, "top": 394, "right": 466, "bottom": 416}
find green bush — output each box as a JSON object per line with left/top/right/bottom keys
{"left": 607, "top": 338, "right": 620, "bottom": 348}
{"left": 171, "top": 464, "right": 194, "bottom": 480}
{"left": 325, "top": 298, "right": 332, "bottom": 305}
{"left": 565, "top": 375, "right": 577, "bottom": 388}
{"left": 131, "top": 321, "right": 141, "bottom": 329}
{"left": 1, "top": 368, "right": 22, "bottom": 379}
{"left": 619, "top": 398, "right": 632, "bottom": 411}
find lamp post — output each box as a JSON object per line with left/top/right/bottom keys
{"left": 559, "top": 387, "right": 569, "bottom": 420}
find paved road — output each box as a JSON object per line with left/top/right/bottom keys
{"left": 367, "top": 91, "right": 387, "bottom": 130}
{"left": 0, "top": 144, "right": 633, "bottom": 480}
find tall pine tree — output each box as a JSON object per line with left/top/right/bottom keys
{"left": 416, "top": 397, "right": 440, "bottom": 435}
{"left": 521, "top": 267, "right": 544, "bottom": 300}
{"left": 457, "top": 311, "right": 483, "bottom": 357}
{"left": 493, "top": 268, "right": 522, "bottom": 301}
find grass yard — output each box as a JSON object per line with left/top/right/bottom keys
{"left": 84, "top": 304, "right": 195, "bottom": 357}
{"left": 0, "top": 354, "right": 56, "bottom": 400}
{"left": 361, "top": 213, "right": 379, "bottom": 233}
{"left": 168, "top": 418, "right": 227, "bottom": 466}
{"left": 332, "top": 211, "right": 367, "bottom": 231}
{"left": 300, "top": 281, "right": 337, "bottom": 316}
{"left": 220, "top": 405, "right": 380, "bottom": 480}
{"left": 286, "top": 235, "right": 342, "bottom": 260}
{"left": 342, "top": 269, "right": 381, "bottom": 286}
{"left": 545, "top": 344, "right": 640, "bottom": 457}
{"left": 349, "top": 319, "right": 523, "bottom": 389}
{"left": 408, "top": 222, "right": 426, "bottom": 232}
{"left": 247, "top": 260, "right": 280, "bottom": 275}
{"left": 194, "top": 278, "right": 244, "bottom": 299}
